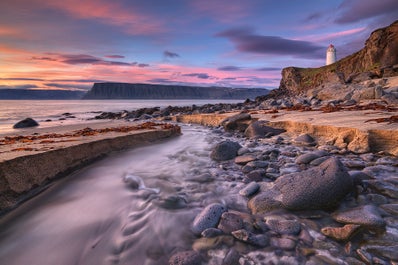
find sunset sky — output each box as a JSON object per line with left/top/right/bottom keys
{"left": 0, "top": 0, "right": 397, "bottom": 91}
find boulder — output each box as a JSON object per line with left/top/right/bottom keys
{"left": 13, "top": 118, "right": 39, "bottom": 128}
{"left": 192, "top": 203, "right": 227, "bottom": 235}
{"left": 244, "top": 121, "right": 285, "bottom": 139}
{"left": 275, "top": 157, "right": 353, "bottom": 211}
{"left": 210, "top": 141, "right": 241, "bottom": 161}
{"left": 221, "top": 113, "right": 251, "bottom": 132}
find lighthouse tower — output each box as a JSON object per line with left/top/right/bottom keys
{"left": 326, "top": 44, "right": 336, "bottom": 65}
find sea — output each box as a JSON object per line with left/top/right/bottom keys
{"left": 0, "top": 99, "right": 241, "bottom": 134}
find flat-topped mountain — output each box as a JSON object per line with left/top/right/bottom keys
{"left": 83, "top": 83, "right": 268, "bottom": 100}
{"left": 0, "top": 89, "right": 85, "bottom": 100}
{"left": 279, "top": 20, "right": 398, "bottom": 95}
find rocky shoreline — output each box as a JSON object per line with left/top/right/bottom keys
{"left": 169, "top": 126, "right": 398, "bottom": 264}
{"left": 79, "top": 76, "right": 398, "bottom": 264}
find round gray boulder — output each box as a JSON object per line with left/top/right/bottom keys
{"left": 192, "top": 203, "right": 227, "bottom": 235}
{"left": 210, "top": 140, "right": 242, "bottom": 161}
{"left": 275, "top": 157, "right": 353, "bottom": 210}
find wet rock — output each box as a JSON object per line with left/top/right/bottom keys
{"left": 332, "top": 205, "right": 386, "bottom": 227}
{"left": 321, "top": 224, "right": 360, "bottom": 241}
{"left": 186, "top": 173, "right": 213, "bottom": 183}
{"left": 270, "top": 236, "right": 297, "bottom": 250}
{"left": 376, "top": 156, "right": 398, "bottom": 166}
{"left": 231, "top": 229, "right": 269, "bottom": 247}
{"left": 244, "top": 121, "right": 285, "bottom": 139}
{"left": 365, "top": 245, "right": 398, "bottom": 261}
{"left": 295, "top": 152, "right": 321, "bottom": 164}
{"left": 298, "top": 228, "right": 313, "bottom": 246}
{"left": 309, "top": 156, "right": 330, "bottom": 166}
{"left": 169, "top": 250, "right": 202, "bottom": 265}
{"left": 192, "top": 203, "right": 227, "bottom": 235}
{"left": 221, "top": 112, "right": 251, "bottom": 132}
{"left": 275, "top": 157, "right": 353, "bottom": 210}
{"left": 13, "top": 117, "right": 39, "bottom": 128}
{"left": 123, "top": 174, "right": 144, "bottom": 189}
{"left": 246, "top": 169, "right": 266, "bottom": 182}
{"left": 293, "top": 134, "right": 315, "bottom": 146}
{"left": 246, "top": 160, "right": 269, "bottom": 168}
{"left": 217, "top": 212, "right": 244, "bottom": 234}
{"left": 156, "top": 195, "right": 187, "bottom": 209}
{"left": 210, "top": 141, "right": 242, "bottom": 161}
{"left": 239, "top": 182, "right": 260, "bottom": 197}
{"left": 201, "top": 228, "right": 223, "bottom": 238}
{"left": 265, "top": 218, "right": 301, "bottom": 235}
{"left": 380, "top": 204, "right": 398, "bottom": 215}
{"left": 248, "top": 185, "right": 283, "bottom": 214}
{"left": 222, "top": 248, "right": 241, "bottom": 265}
{"left": 365, "top": 180, "right": 398, "bottom": 199}
{"left": 234, "top": 155, "right": 256, "bottom": 165}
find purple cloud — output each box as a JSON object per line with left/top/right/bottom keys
{"left": 163, "top": 50, "right": 180, "bottom": 58}
{"left": 217, "top": 27, "right": 324, "bottom": 58}
{"left": 218, "top": 66, "right": 242, "bottom": 71}
{"left": 182, "top": 73, "right": 211, "bottom": 79}
{"left": 256, "top": 67, "right": 281, "bottom": 71}
{"left": 105, "top": 55, "right": 125, "bottom": 59}
{"left": 336, "top": 0, "right": 398, "bottom": 24}
{"left": 138, "top": 63, "right": 150, "bottom": 67}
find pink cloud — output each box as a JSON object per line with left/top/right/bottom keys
{"left": 295, "top": 27, "right": 366, "bottom": 42}
{"left": 34, "top": 0, "right": 165, "bottom": 35}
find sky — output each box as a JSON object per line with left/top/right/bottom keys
{"left": 0, "top": 0, "right": 397, "bottom": 91}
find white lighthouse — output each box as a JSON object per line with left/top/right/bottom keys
{"left": 326, "top": 44, "right": 336, "bottom": 65}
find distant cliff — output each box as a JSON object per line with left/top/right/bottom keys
{"left": 279, "top": 20, "right": 398, "bottom": 95}
{"left": 0, "top": 89, "right": 85, "bottom": 100}
{"left": 83, "top": 83, "right": 268, "bottom": 100}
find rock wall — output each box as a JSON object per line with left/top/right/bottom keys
{"left": 279, "top": 20, "right": 398, "bottom": 95}
{"left": 83, "top": 83, "right": 268, "bottom": 100}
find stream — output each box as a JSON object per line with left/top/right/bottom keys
{"left": 0, "top": 125, "right": 244, "bottom": 265}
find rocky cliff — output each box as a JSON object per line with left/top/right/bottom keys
{"left": 83, "top": 83, "right": 268, "bottom": 100}
{"left": 279, "top": 20, "right": 398, "bottom": 95}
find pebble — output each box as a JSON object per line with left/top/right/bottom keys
{"left": 246, "top": 160, "right": 269, "bottom": 168}
{"left": 270, "top": 236, "right": 297, "bottom": 250}
{"left": 192, "top": 203, "right": 227, "bottom": 235}
{"left": 265, "top": 218, "right": 301, "bottom": 235}
{"left": 246, "top": 169, "right": 266, "bottom": 182}
{"left": 239, "top": 182, "right": 260, "bottom": 197}
{"left": 321, "top": 224, "right": 360, "bottom": 241}
{"left": 168, "top": 251, "right": 202, "bottom": 265}
{"left": 234, "top": 155, "right": 256, "bottom": 165}
{"left": 295, "top": 152, "right": 321, "bottom": 164}
{"left": 201, "top": 228, "right": 223, "bottom": 238}
{"left": 231, "top": 229, "right": 269, "bottom": 247}
{"left": 217, "top": 212, "right": 244, "bottom": 234}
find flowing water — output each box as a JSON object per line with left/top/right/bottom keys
{"left": 0, "top": 125, "right": 244, "bottom": 265}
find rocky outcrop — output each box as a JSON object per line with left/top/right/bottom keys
{"left": 83, "top": 83, "right": 268, "bottom": 100}
{"left": 279, "top": 20, "right": 398, "bottom": 95}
